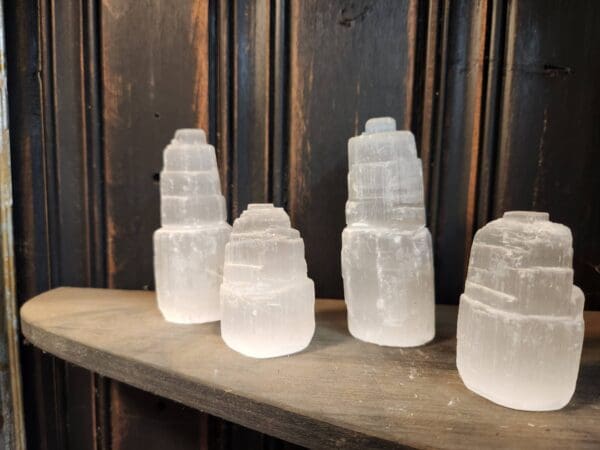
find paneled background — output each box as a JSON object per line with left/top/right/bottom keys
{"left": 4, "top": 0, "right": 600, "bottom": 448}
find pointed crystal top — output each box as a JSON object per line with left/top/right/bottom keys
{"left": 503, "top": 211, "right": 550, "bottom": 223}
{"left": 234, "top": 203, "right": 292, "bottom": 234}
{"left": 365, "top": 117, "right": 396, "bottom": 134}
{"left": 248, "top": 203, "right": 274, "bottom": 210}
{"left": 173, "top": 128, "right": 206, "bottom": 145}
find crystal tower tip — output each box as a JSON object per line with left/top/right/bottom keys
{"left": 247, "top": 203, "right": 274, "bottom": 209}
{"left": 503, "top": 210, "right": 550, "bottom": 222}
{"left": 173, "top": 128, "right": 206, "bottom": 145}
{"left": 365, "top": 117, "right": 396, "bottom": 134}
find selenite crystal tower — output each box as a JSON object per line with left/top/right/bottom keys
{"left": 341, "top": 117, "right": 435, "bottom": 347}
{"left": 220, "top": 204, "right": 315, "bottom": 358}
{"left": 457, "top": 211, "right": 585, "bottom": 411}
{"left": 154, "top": 129, "right": 231, "bottom": 323}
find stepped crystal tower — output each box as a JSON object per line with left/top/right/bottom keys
{"left": 220, "top": 204, "right": 315, "bottom": 358}
{"left": 154, "top": 129, "right": 231, "bottom": 323}
{"left": 457, "top": 211, "right": 585, "bottom": 411}
{"left": 341, "top": 117, "right": 435, "bottom": 347}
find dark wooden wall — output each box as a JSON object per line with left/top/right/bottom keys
{"left": 5, "top": 0, "right": 600, "bottom": 448}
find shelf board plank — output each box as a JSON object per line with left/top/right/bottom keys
{"left": 21, "top": 288, "right": 600, "bottom": 449}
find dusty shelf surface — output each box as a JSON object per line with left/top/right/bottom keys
{"left": 21, "top": 288, "right": 600, "bottom": 449}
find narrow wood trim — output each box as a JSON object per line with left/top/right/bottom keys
{"left": 217, "top": 0, "right": 234, "bottom": 221}
{"left": 476, "top": 0, "right": 508, "bottom": 227}
{"left": 0, "top": 2, "right": 26, "bottom": 446}
{"left": 269, "top": 0, "right": 289, "bottom": 208}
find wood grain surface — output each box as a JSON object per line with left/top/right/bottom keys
{"left": 0, "top": 2, "right": 25, "bottom": 447}
{"left": 21, "top": 288, "right": 600, "bottom": 450}
{"left": 493, "top": 0, "right": 600, "bottom": 309}
{"left": 430, "top": 0, "right": 488, "bottom": 305}
{"left": 5, "top": 1, "right": 104, "bottom": 447}
{"left": 101, "top": 0, "right": 211, "bottom": 290}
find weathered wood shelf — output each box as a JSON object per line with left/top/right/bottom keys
{"left": 21, "top": 288, "right": 600, "bottom": 449}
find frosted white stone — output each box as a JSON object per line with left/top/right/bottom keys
{"left": 457, "top": 211, "right": 585, "bottom": 411}
{"left": 154, "top": 129, "right": 231, "bottom": 323}
{"left": 341, "top": 117, "right": 435, "bottom": 347}
{"left": 220, "top": 204, "right": 315, "bottom": 358}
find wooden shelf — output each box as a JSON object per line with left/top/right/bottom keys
{"left": 21, "top": 288, "right": 600, "bottom": 449}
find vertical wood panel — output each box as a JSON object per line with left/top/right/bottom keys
{"left": 288, "top": 0, "right": 419, "bottom": 298}
{"left": 420, "top": 0, "right": 447, "bottom": 234}
{"left": 231, "top": 0, "right": 271, "bottom": 215}
{"left": 494, "top": 0, "right": 600, "bottom": 309}
{"left": 431, "top": 0, "right": 488, "bottom": 304}
{"left": 101, "top": 1, "right": 213, "bottom": 449}
{"left": 110, "top": 384, "right": 203, "bottom": 450}
{"left": 48, "top": 1, "right": 102, "bottom": 446}
{"left": 270, "top": 0, "right": 289, "bottom": 207}
{"left": 6, "top": 0, "right": 83, "bottom": 448}
{"left": 217, "top": 0, "right": 284, "bottom": 219}
{"left": 0, "top": 0, "right": 25, "bottom": 446}
{"left": 475, "top": 0, "right": 506, "bottom": 228}
{"left": 102, "top": 0, "right": 210, "bottom": 290}
{"left": 417, "top": 0, "right": 442, "bottom": 205}
{"left": 216, "top": 0, "right": 233, "bottom": 218}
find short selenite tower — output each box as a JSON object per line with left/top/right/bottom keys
{"left": 457, "top": 211, "right": 585, "bottom": 411}
{"left": 220, "top": 204, "right": 315, "bottom": 358}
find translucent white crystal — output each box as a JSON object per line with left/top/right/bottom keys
{"left": 154, "top": 129, "right": 231, "bottom": 323}
{"left": 457, "top": 211, "right": 585, "bottom": 411}
{"left": 220, "top": 204, "right": 315, "bottom": 358}
{"left": 341, "top": 117, "right": 435, "bottom": 347}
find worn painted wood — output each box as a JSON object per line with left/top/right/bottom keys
{"left": 493, "top": 0, "right": 600, "bottom": 310}
{"left": 215, "top": 0, "right": 233, "bottom": 219}
{"left": 417, "top": 0, "right": 443, "bottom": 211}
{"left": 0, "top": 1, "right": 25, "bottom": 448}
{"left": 429, "top": 0, "right": 489, "bottom": 305}
{"left": 288, "top": 0, "right": 419, "bottom": 298}
{"left": 230, "top": 0, "right": 271, "bottom": 215}
{"left": 109, "top": 383, "right": 205, "bottom": 450}
{"left": 5, "top": 0, "right": 86, "bottom": 447}
{"left": 21, "top": 288, "right": 600, "bottom": 450}
{"left": 101, "top": 0, "right": 211, "bottom": 290}
{"left": 270, "top": 0, "right": 289, "bottom": 208}
{"left": 475, "top": 0, "right": 506, "bottom": 229}
{"left": 43, "top": 1, "right": 105, "bottom": 447}
{"left": 215, "top": 0, "right": 288, "bottom": 219}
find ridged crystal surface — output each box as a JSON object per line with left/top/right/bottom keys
{"left": 457, "top": 211, "right": 585, "bottom": 411}
{"left": 341, "top": 117, "right": 435, "bottom": 347}
{"left": 153, "top": 129, "right": 231, "bottom": 323}
{"left": 220, "top": 204, "right": 315, "bottom": 358}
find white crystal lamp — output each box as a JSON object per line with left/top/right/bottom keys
{"left": 153, "top": 129, "right": 231, "bottom": 323}
{"left": 341, "top": 117, "right": 435, "bottom": 347}
{"left": 457, "top": 211, "right": 585, "bottom": 411}
{"left": 220, "top": 204, "right": 315, "bottom": 358}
